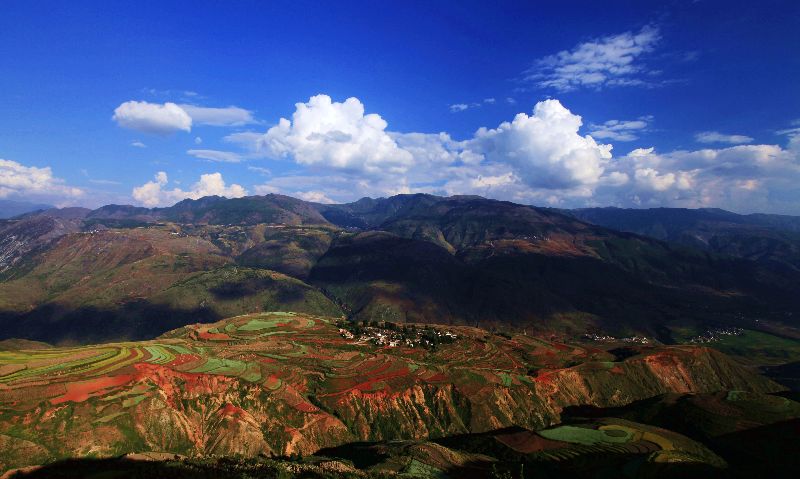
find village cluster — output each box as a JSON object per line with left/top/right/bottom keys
{"left": 337, "top": 320, "right": 457, "bottom": 349}
{"left": 688, "top": 327, "right": 744, "bottom": 344}
{"left": 582, "top": 333, "right": 651, "bottom": 344}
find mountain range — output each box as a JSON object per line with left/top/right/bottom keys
{"left": 1, "top": 194, "right": 799, "bottom": 348}
{"left": 569, "top": 206, "right": 800, "bottom": 271}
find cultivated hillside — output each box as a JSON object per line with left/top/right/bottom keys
{"left": 0, "top": 311, "right": 789, "bottom": 476}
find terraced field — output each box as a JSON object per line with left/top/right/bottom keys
{"left": 0, "top": 312, "right": 786, "bottom": 475}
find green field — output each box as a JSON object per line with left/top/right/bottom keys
{"left": 710, "top": 330, "right": 800, "bottom": 366}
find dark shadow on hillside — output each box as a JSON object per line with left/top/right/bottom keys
{"left": 9, "top": 423, "right": 796, "bottom": 479}
{"left": 711, "top": 418, "right": 800, "bottom": 476}
{"left": 561, "top": 396, "right": 800, "bottom": 477}
{"left": 6, "top": 457, "right": 212, "bottom": 479}
{"left": 762, "top": 361, "right": 800, "bottom": 391}
{"left": 314, "top": 442, "right": 391, "bottom": 469}
{"left": 0, "top": 266, "right": 341, "bottom": 344}
{"left": 432, "top": 426, "right": 530, "bottom": 460}
{"left": 210, "top": 276, "right": 283, "bottom": 299}
{"left": 434, "top": 425, "right": 760, "bottom": 479}
{"left": 313, "top": 428, "right": 734, "bottom": 479}
{"left": 310, "top": 232, "right": 800, "bottom": 339}
{"left": 204, "top": 275, "right": 312, "bottom": 304}
{"left": 444, "top": 456, "right": 728, "bottom": 479}
{"left": 608, "top": 346, "right": 640, "bottom": 361}
{"left": 5, "top": 456, "right": 296, "bottom": 479}
{"left": 0, "top": 301, "right": 221, "bottom": 344}
{"left": 560, "top": 394, "right": 671, "bottom": 421}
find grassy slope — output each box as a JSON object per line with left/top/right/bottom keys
{"left": 0, "top": 228, "right": 341, "bottom": 343}
{"left": 708, "top": 330, "right": 800, "bottom": 366}
{"left": 152, "top": 266, "right": 342, "bottom": 319}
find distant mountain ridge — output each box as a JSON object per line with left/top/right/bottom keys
{"left": 570, "top": 206, "right": 800, "bottom": 235}
{"left": 569, "top": 206, "right": 800, "bottom": 270}
{"left": 0, "top": 199, "right": 53, "bottom": 219}
{"left": 86, "top": 194, "right": 329, "bottom": 226}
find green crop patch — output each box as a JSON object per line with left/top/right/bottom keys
{"left": 238, "top": 318, "right": 286, "bottom": 331}
{"left": 93, "top": 412, "right": 128, "bottom": 424}
{"left": 144, "top": 346, "right": 174, "bottom": 364}
{"left": 188, "top": 357, "right": 249, "bottom": 376}
{"left": 538, "top": 425, "right": 633, "bottom": 445}
{"left": 122, "top": 395, "right": 147, "bottom": 408}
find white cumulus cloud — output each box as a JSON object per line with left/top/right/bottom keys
{"left": 0, "top": 159, "right": 83, "bottom": 200}
{"left": 112, "top": 101, "right": 192, "bottom": 134}
{"left": 392, "top": 132, "right": 466, "bottom": 167}
{"left": 471, "top": 99, "right": 612, "bottom": 190}
{"left": 218, "top": 94, "right": 800, "bottom": 214}
{"left": 293, "top": 190, "right": 336, "bottom": 204}
{"left": 634, "top": 167, "right": 691, "bottom": 192}
{"left": 235, "top": 97, "right": 614, "bottom": 202}
{"left": 132, "top": 171, "right": 247, "bottom": 207}
{"left": 113, "top": 101, "right": 256, "bottom": 134}
{"left": 595, "top": 142, "right": 800, "bottom": 212}
{"left": 254, "top": 95, "right": 414, "bottom": 175}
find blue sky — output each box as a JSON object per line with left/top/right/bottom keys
{"left": 1, "top": 0, "right": 799, "bottom": 213}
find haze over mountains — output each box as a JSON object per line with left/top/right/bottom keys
{"left": 1, "top": 193, "right": 798, "bottom": 346}
{"left": 0, "top": 200, "right": 53, "bottom": 219}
